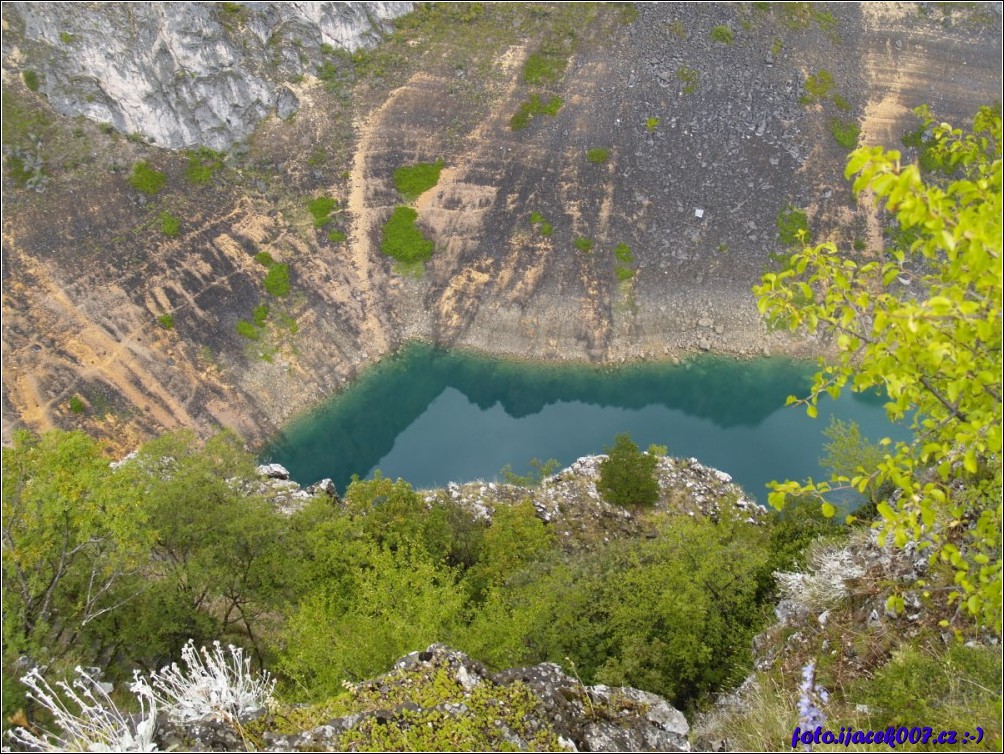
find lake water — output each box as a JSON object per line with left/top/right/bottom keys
{"left": 264, "top": 342, "right": 910, "bottom": 502}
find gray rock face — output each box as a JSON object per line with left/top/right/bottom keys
{"left": 2, "top": 2, "right": 413, "bottom": 150}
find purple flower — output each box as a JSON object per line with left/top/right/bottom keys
{"left": 796, "top": 661, "right": 829, "bottom": 749}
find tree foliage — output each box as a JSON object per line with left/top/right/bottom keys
{"left": 754, "top": 106, "right": 1002, "bottom": 632}
{"left": 597, "top": 433, "right": 660, "bottom": 507}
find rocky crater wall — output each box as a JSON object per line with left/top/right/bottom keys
{"left": 1, "top": 1, "right": 413, "bottom": 149}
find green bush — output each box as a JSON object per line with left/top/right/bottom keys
{"left": 381, "top": 206, "right": 434, "bottom": 264}
{"left": 510, "top": 95, "right": 563, "bottom": 131}
{"left": 254, "top": 251, "right": 275, "bottom": 267}
{"left": 615, "top": 266, "right": 635, "bottom": 281}
{"left": 129, "top": 161, "right": 166, "bottom": 195}
{"left": 307, "top": 196, "right": 337, "bottom": 228}
{"left": 184, "top": 147, "right": 223, "bottom": 184}
{"left": 22, "top": 70, "right": 40, "bottom": 92}
{"left": 828, "top": 117, "right": 861, "bottom": 150}
{"left": 645, "top": 116, "right": 660, "bottom": 132}
{"left": 393, "top": 160, "right": 444, "bottom": 201}
{"left": 263, "top": 263, "right": 290, "bottom": 297}
{"left": 776, "top": 206, "right": 810, "bottom": 246}
{"left": 677, "top": 66, "right": 699, "bottom": 94}
{"left": 614, "top": 242, "right": 633, "bottom": 264}
{"left": 68, "top": 395, "right": 85, "bottom": 414}
{"left": 159, "top": 212, "right": 180, "bottom": 237}
{"left": 586, "top": 148, "right": 610, "bottom": 164}
{"left": 252, "top": 304, "right": 269, "bottom": 327}
{"left": 574, "top": 237, "right": 593, "bottom": 252}
{"left": 157, "top": 313, "right": 175, "bottom": 330}
{"left": 801, "top": 69, "right": 833, "bottom": 103}
{"left": 327, "top": 229, "right": 346, "bottom": 243}
{"left": 597, "top": 433, "right": 659, "bottom": 507}
{"left": 711, "top": 25, "right": 734, "bottom": 44}
{"left": 235, "top": 320, "right": 260, "bottom": 340}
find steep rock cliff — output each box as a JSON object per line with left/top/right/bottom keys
{"left": 2, "top": 1, "right": 412, "bottom": 149}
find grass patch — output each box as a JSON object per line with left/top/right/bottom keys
{"left": 235, "top": 320, "right": 260, "bottom": 340}
{"left": 22, "top": 70, "right": 40, "bottom": 92}
{"left": 710, "top": 25, "right": 734, "bottom": 44}
{"left": 833, "top": 94, "right": 851, "bottom": 112}
{"left": 510, "top": 95, "right": 564, "bottom": 131}
{"left": 263, "top": 264, "right": 290, "bottom": 297}
{"left": 669, "top": 19, "right": 686, "bottom": 39}
{"left": 184, "top": 147, "right": 224, "bottom": 184}
{"left": 645, "top": 117, "right": 660, "bottom": 132}
{"left": 157, "top": 313, "right": 175, "bottom": 330}
{"left": 523, "top": 52, "right": 567, "bottom": 85}
{"left": 776, "top": 206, "right": 810, "bottom": 246}
{"left": 614, "top": 243, "right": 635, "bottom": 280}
{"left": 614, "top": 242, "right": 633, "bottom": 264}
{"left": 159, "top": 212, "right": 180, "bottom": 238}
{"left": 586, "top": 147, "right": 610, "bottom": 164}
{"left": 800, "top": 69, "right": 833, "bottom": 104}
{"left": 252, "top": 304, "right": 269, "bottom": 327}
{"left": 254, "top": 251, "right": 275, "bottom": 267}
{"left": 393, "top": 160, "right": 444, "bottom": 201}
{"left": 381, "top": 206, "right": 434, "bottom": 264}
{"left": 68, "top": 395, "right": 85, "bottom": 414}
{"left": 677, "top": 66, "right": 699, "bottom": 94}
{"left": 129, "top": 161, "right": 166, "bottom": 195}
{"left": 307, "top": 196, "right": 337, "bottom": 228}
{"left": 828, "top": 118, "right": 860, "bottom": 150}
{"left": 574, "top": 237, "right": 594, "bottom": 253}
{"left": 59, "top": 31, "right": 75, "bottom": 44}
{"left": 327, "top": 230, "right": 347, "bottom": 243}
{"left": 530, "top": 211, "right": 554, "bottom": 237}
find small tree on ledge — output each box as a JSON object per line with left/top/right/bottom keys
{"left": 597, "top": 433, "right": 660, "bottom": 508}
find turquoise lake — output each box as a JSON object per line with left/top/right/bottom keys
{"left": 264, "top": 342, "right": 910, "bottom": 502}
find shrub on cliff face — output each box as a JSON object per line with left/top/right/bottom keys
{"left": 756, "top": 106, "right": 1002, "bottom": 632}
{"left": 597, "top": 433, "right": 660, "bottom": 507}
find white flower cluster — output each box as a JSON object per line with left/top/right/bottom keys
{"left": 137, "top": 640, "right": 276, "bottom": 723}
{"left": 4, "top": 666, "right": 157, "bottom": 752}
{"left": 775, "top": 542, "right": 865, "bottom": 611}
{"left": 5, "top": 641, "right": 274, "bottom": 752}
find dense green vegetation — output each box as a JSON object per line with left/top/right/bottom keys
{"left": 586, "top": 147, "right": 610, "bottom": 164}
{"left": 184, "top": 147, "right": 224, "bottom": 184}
{"left": 1, "top": 427, "right": 819, "bottom": 728}
{"left": 827, "top": 117, "right": 860, "bottom": 149}
{"left": 128, "top": 160, "right": 166, "bottom": 195}
{"left": 263, "top": 263, "right": 290, "bottom": 297}
{"left": 597, "top": 433, "right": 659, "bottom": 507}
{"left": 393, "top": 160, "right": 444, "bottom": 201}
{"left": 775, "top": 205, "right": 809, "bottom": 246}
{"left": 159, "top": 211, "right": 181, "bottom": 237}
{"left": 509, "top": 94, "right": 564, "bottom": 131}
{"left": 307, "top": 196, "right": 337, "bottom": 228}
{"left": 710, "top": 24, "right": 734, "bottom": 44}
{"left": 757, "top": 106, "right": 1002, "bottom": 631}
{"left": 381, "top": 206, "right": 435, "bottom": 264}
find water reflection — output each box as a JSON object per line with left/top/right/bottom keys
{"left": 265, "top": 342, "right": 908, "bottom": 500}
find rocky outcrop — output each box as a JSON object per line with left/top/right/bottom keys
{"left": 1, "top": 2, "right": 413, "bottom": 149}
{"left": 261, "top": 644, "right": 690, "bottom": 752}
